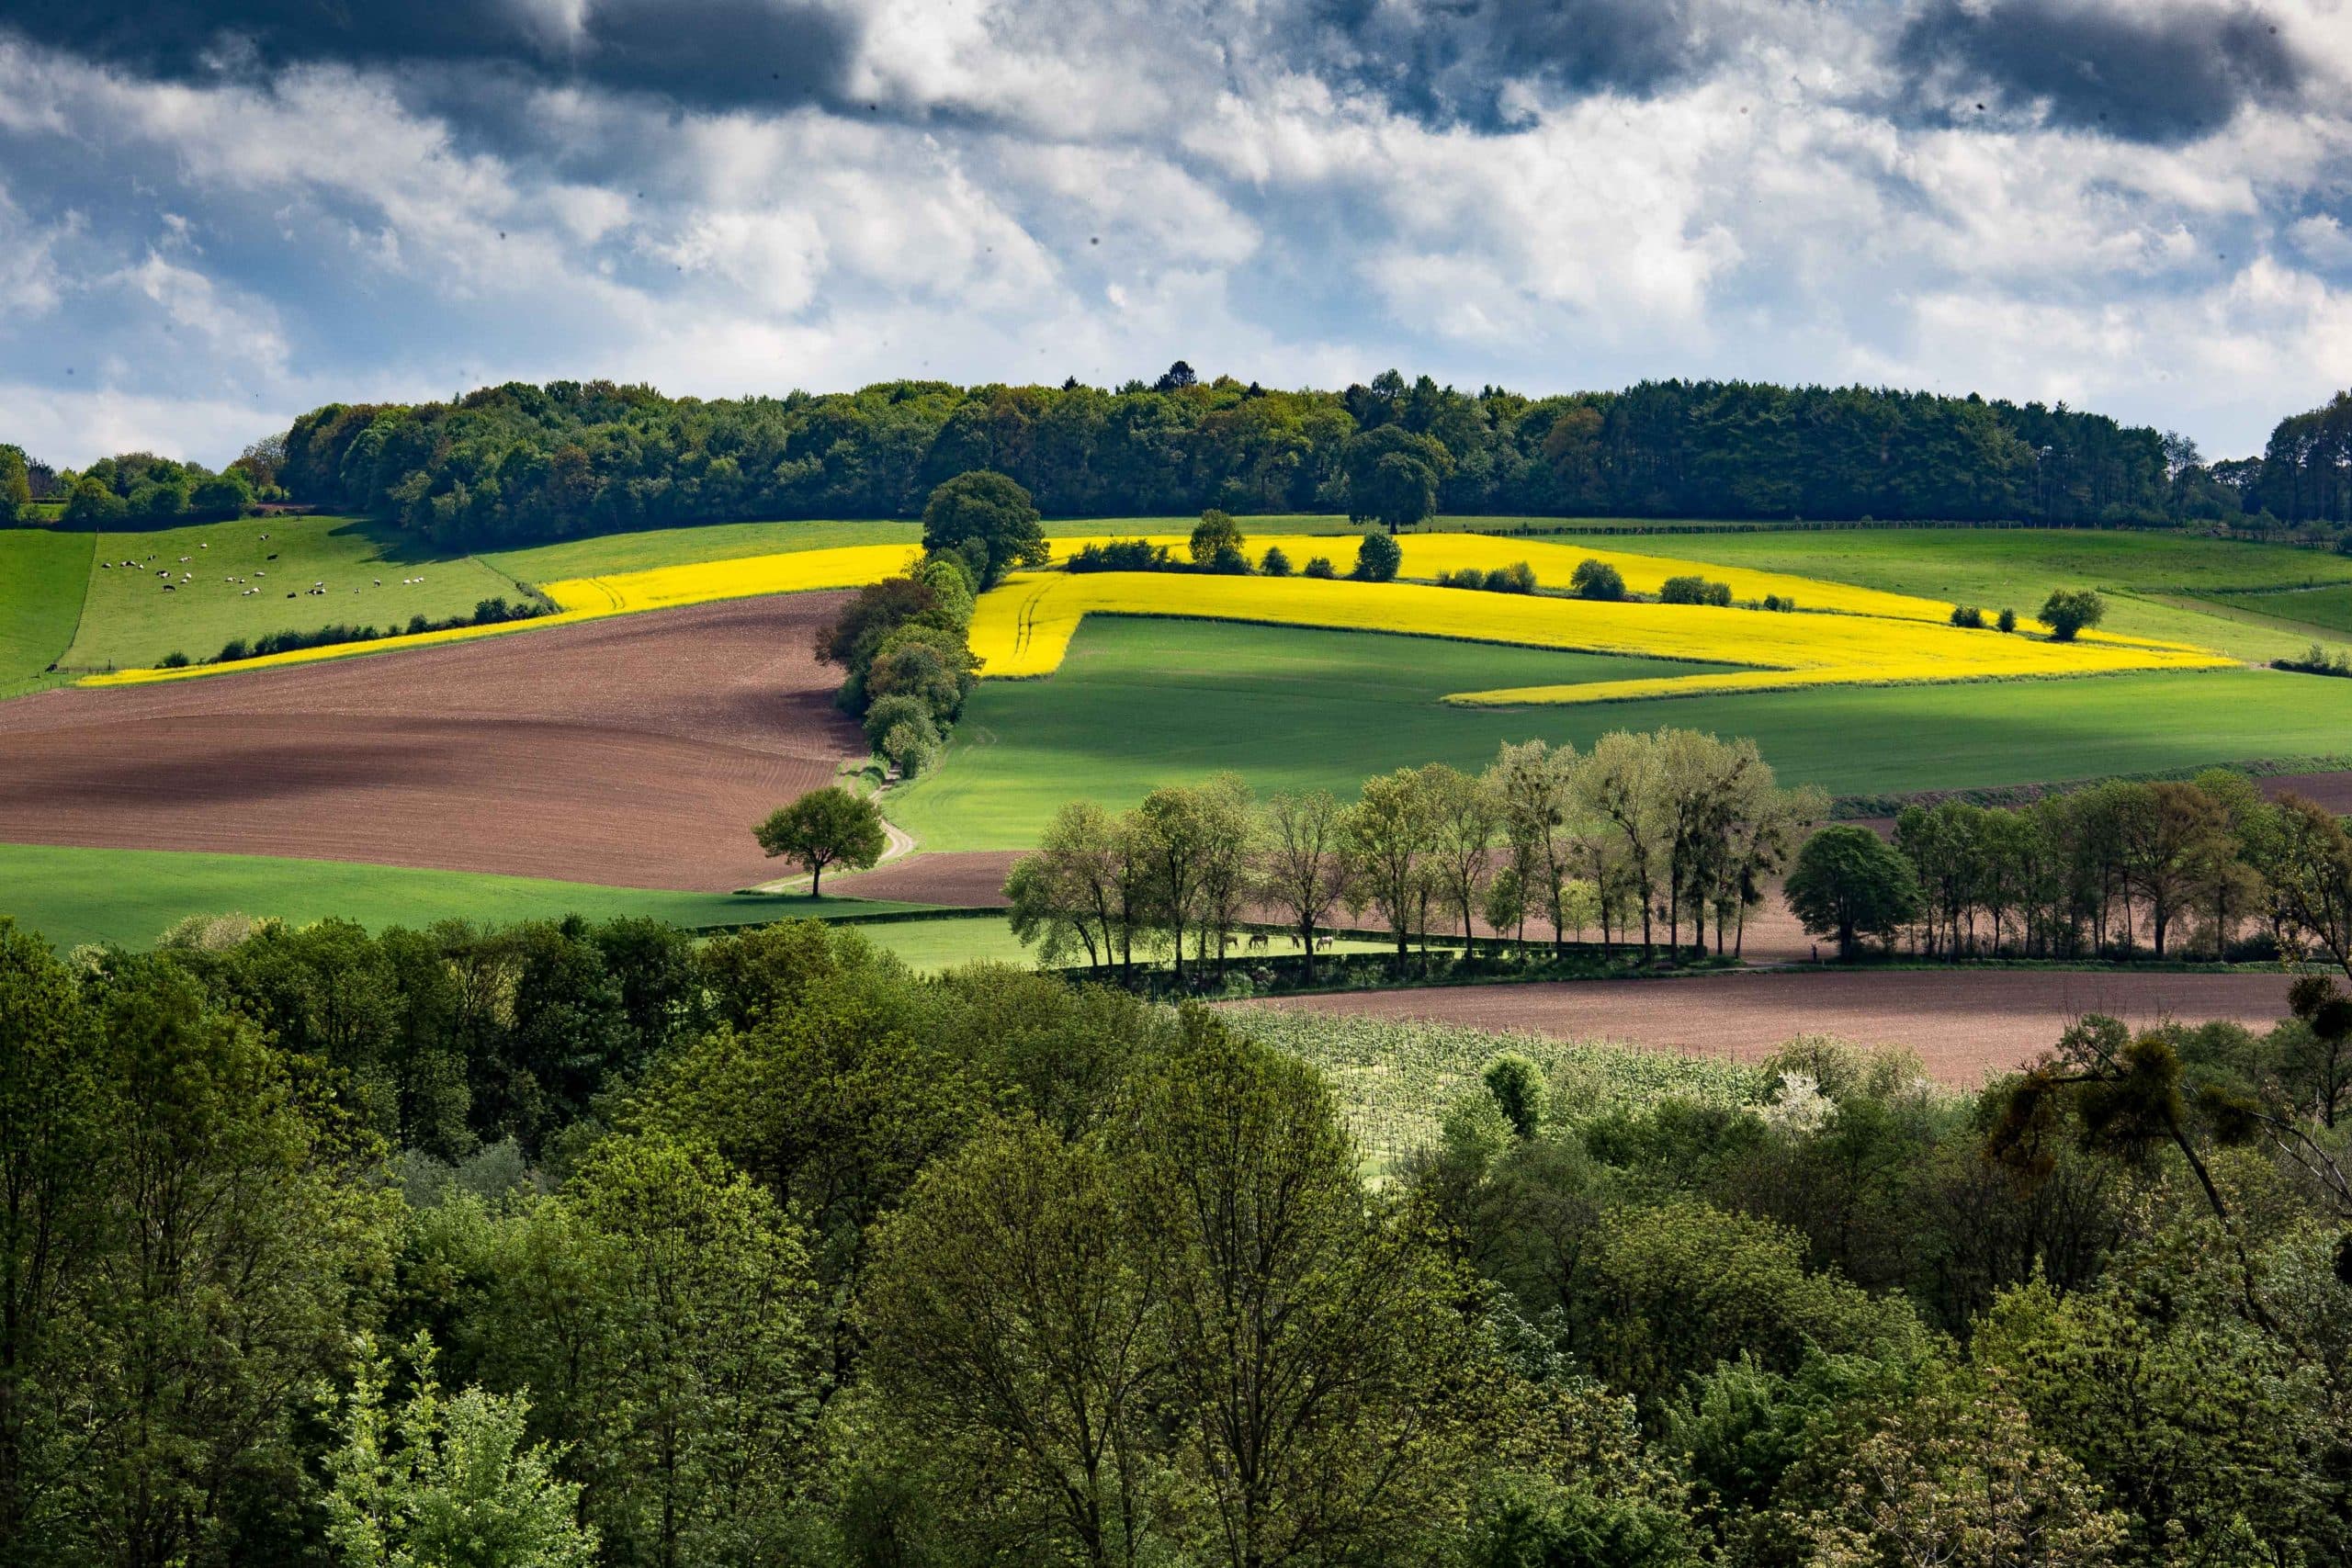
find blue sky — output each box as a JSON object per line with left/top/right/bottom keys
{"left": 2, "top": 0, "right": 2348, "bottom": 468}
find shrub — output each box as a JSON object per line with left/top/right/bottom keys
{"left": 1067, "top": 538, "right": 1174, "bottom": 573}
{"left": 1351, "top": 533, "right": 1402, "bottom": 582}
{"left": 881, "top": 720, "right": 941, "bottom": 776}
{"left": 2275, "top": 643, "right": 2352, "bottom": 678}
{"left": 1303, "top": 556, "right": 1337, "bottom": 580}
{"left": 1483, "top": 561, "right": 1538, "bottom": 594}
{"left": 1437, "top": 567, "right": 1484, "bottom": 591}
{"left": 218, "top": 638, "right": 248, "bottom": 662}
{"left": 1260, "top": 546, "right": 1294, "bottom": 577}
{"left": 1659, "top": 574, "right": 1730, "bottom": 606}
{"left": 159, "top": 650, "right": 190, "bottom": 668}
{"left": 1571, "top": 558, "right": 1627, "bottom": 601}
{"left": 2038, "top": 588, "right": 2107, "bottom": 641}
{"left": 1759, "top": 593, "right": 1797, "bottom": 613}
{"left": 863, "top": 692, "right": 941, "bottom": 752}
{"left": 1949, "top": 604, "right": 1985, "bottom": 628}
{"left": 1996, "top": 606, "right": 2018, "bottom": 633}
{"left": 1207, "top": 543, "right": 1252, "bottom": 575}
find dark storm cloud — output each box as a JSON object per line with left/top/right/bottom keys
{"left": 1299, "top": 0, "right": 1721, "bottom": 130}
{"left": 1897, "top": 0, "right": 2305, "bottom": 144}
{"left": 0, "top": 0, "right": 862, "bottom": 110}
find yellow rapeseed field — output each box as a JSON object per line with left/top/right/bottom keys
{"left": 967, "top": 568, "right": 2234, "bottom": 705}
{"left": 1068, "top": 532, "right": 1955, "bottom": 623}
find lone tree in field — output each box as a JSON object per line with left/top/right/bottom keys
{"left": 1341, "top": 424, "right": 1452, "bottom": 534}
{"left": 1784, "top": 825, "right": 1922, "bottom": 960}
{"left": 754, "top": 786, "right": 888, "bottom": 897}
{"left": 921, "top": 470, "right": 1046, "bottom": 589}
{"left": 2038, "top": 588, "right": 2107, "bottom": 641}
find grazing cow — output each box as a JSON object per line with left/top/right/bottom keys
{"left": 1246, "top": 933, "right": 1268, "bottom": 952}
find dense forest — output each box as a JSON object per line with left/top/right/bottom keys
{"left": 4, "top": 900, "right": 2349, "bottom": 1568}
{"left": 261, "top": 371, "right": 2211, "bottom": 548}
{"left": 16, "top": 373, "right": 2352, "bottom": 546}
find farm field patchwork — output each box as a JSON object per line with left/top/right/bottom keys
{"left": 1539, "top": 525, "right": 2352, "bottom": 662}
{"left": 0, "top": 528, "right": 92, "bottom": 696}
{"left": 891, "top": 615, "right": 2352, "bottom": 849}
{"left": 0, "top": 842, "right": 927, "bottom": 952}
{"left": 967, "top": 557, "right": 2229, "bottom": 701}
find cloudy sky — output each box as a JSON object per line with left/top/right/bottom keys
{"left": 2, "top": 0, "right": 2349, "bottom": 468}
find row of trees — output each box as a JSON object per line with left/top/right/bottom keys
{"left": 1784, "top": 773, "right": 2352, "bottom": 964}
{"left": 245, "top": 370, "right": 2220, "bottom": 549}
{"left": 3, "top": 445, "right": 285, "bottom": 525}
{"left": 7, "top": 890, "right": 2351, "bottom": 1565}
{"left": 1005, "top": 730, "right": 1827, "bottom": 982}
{"left": 807, "top": 471, "right": 1019, "bottom": 776}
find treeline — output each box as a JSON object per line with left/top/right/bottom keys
{"left": 2246, "top": 387, "right": 2352, "bottom": 526}
{"left": 1787, "top": 774, "right": 2352, "bottom": 964}
{"left": 1006, "top": 729, "right": 1826, "bottom": 982}
{"left": 242, "top": 369, "right": 2214, "bottom": 550}
{"left": 2, "top": 445, "right": 285, "bottom": 525}
{"left": 6, "top": 891, "right": 2352, "bottom": 1565}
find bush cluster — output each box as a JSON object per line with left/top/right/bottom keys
{"left": 2275, "top": 642, "right": 2352, "bottom": 678}
{"left": 1658, "top": 573, "right": 1733, "bottom": 606}
{"left": 1436, "top": 561, "right": 1537, "bottom": 594}
{"left": 203, "top": 596, "right": 548, "bottom": 666}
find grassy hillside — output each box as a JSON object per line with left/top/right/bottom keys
{"left": 889, "top": 615, "right": 2352, "bottom": 848}
{"left": 2189, "top": 582, "right": 2352, "bottom": 639}
{"left": 890, "top": 618, "right": 1715, "bottom": 848}
{"left": 1542, "top": 526, "right": 2352, "bottom": 661}
{"left": 0, "top": 528, "right": 92, "bottom": 697}
{"left": 62, "top": 515, "right": 524, "bottom": 671}
{"left": 0, "top": 841, "right": 930, "bottom": 951}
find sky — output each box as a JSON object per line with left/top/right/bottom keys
{"left": 1, "top": 0, "right": 2348, "bottom": 469}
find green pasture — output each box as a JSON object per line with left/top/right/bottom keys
{"left": 0, "top": 528, "right": 92, "bottom": 696}
{"left": 62, "top": 514, "right": 526, "bottom": 672}
{"left": 853, "top": 912, "right": 1037, "bottom": 972}
{"left": 1538, "top": 525, "right": 2352, "bottom": 661}
{"left": 888, "top": 619, "right": 1715, "bottom": 848}
{"left": 0, "top": 842, "right": 929, "bottom": 951}
{"left": 888, "top": 615, "right": 2352, "bottom": 849}
{"left": 2188, "top": 582, "right": 2352, "bottom": 641}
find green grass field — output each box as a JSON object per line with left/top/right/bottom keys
{"left": 2189, "top": 583, "right": 2352, "bottom": 640}
{"left": 62, "top": 515, "right": 526, "bottom": 672}
{"left": 890, "top": 619, "right": 1716, "bottom": 848}
{"left": 0, "top": 842, "right": 930, "bottom": 951}
{"left": 0, "top": 528, "right": 92, "bottom": 696}
{"left": 1537, "top": 525, "right": 2352, "bottom": 661}
{"left": 888, "top": 615, "right": 2352, "bottom": 848}
{"left": 853, "top": 913, "right": 1038, "bottom": 972}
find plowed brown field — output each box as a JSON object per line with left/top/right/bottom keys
{"left": 1243, "top": 969, "right": 2298, "bottom": 1087}
{"left": 0, "top": 594, "right": 862, "bottom": 890}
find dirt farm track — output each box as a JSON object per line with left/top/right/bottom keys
{"left": 0, "top": 594, "right": 863, "bottom": 890}
{"left": 1242, "top": 968, "right": 2301, "bottom": 1088}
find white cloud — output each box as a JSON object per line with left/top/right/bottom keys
{"left": 0, "top": 6, "right": 2347, "bottom": 468}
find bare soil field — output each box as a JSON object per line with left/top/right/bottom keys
{"left": 2261, "top": 771, "right": 2352, "bottom": 813}
{"left": 0, "top": 594, "right": 862, "bottom": 890}
{"left": 1243, "top": 968, "right": 2299, "bottom": 1088}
